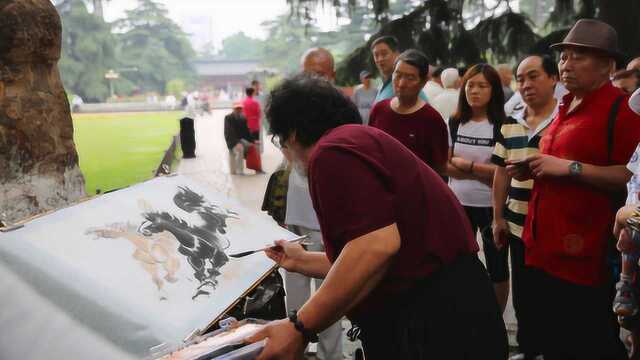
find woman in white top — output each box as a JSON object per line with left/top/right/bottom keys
{"left": 446, "top": 63, "right": 509, "bottom": 312}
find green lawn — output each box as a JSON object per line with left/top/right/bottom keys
{"left": 73, "top": 111, "right": 183, "bottom": 195}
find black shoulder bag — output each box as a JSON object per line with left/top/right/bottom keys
{"left": 606, "top": 95, "right": 626, "bottom": 283}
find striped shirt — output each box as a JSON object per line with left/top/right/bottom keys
{"left": 490, "top": 105, "right": 558, "bottom": 240}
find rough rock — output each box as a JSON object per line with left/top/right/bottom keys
{"left": 0, "top": 0, "right": 85, "bottom": 224}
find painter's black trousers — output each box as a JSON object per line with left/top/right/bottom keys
{"left": 354, "top": 254, "right": 508, "bottom": 359}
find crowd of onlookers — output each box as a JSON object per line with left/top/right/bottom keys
{"left": 221, "top": 18, "right": 640, "bottom": 359}
{"left": 357, "top": 20, "right": 640, "bottom": 360}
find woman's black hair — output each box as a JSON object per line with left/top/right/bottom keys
{"left": 452, "top": 63, "right": 506, "bottom": 126}
{"left": 265, "top": 73, "right": 362, "bottom": 148}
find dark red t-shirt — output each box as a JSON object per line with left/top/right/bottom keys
{"left": 308, "top": 125, "right": 478, "bottom": 321}
{"left": 523, "top": 82, "right": 640, "bottom": 286}
{"left": 369, "top": 99, "right": 448, "bottom": 172}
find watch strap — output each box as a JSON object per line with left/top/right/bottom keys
{"left": 288, "top": 310, "right": 319, "bottom": 343}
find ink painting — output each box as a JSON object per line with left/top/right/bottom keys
{"left": 86, "top": 186, "right": 238, "bottom": 301}
{"left": 0, "top": 175, "right": 296, "bottom": 359}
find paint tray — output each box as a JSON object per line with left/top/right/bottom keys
{"left": 155, "top": 319, "right": 267, "bottom": 360}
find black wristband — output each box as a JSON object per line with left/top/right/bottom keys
{"left": 288, "top": 310, "right": 319, "bottom": 343}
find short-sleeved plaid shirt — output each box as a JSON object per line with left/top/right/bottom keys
{"left": 490, "top": 105, "right": 557, "bottom": 240}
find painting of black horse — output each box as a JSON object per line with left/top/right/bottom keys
{"left": 139, "top": 186, "right": 238, "bottom": 300}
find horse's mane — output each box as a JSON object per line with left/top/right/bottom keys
{"left": 143, "top": 211, "right": 190, "bottom": 230}
{"left": 174, "top": 186, "right": 205, "bottom": 211}
{"left": 174, "top": 187, "right": 237, "bottom": 218}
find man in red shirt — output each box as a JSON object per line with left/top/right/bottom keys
{"left": 242, "top": 86, "right": 263, "bottom": 173}
{"left": 515, "top": 20, "right": 640, "bottom": 359}
{"left": 242, "top": 87, "right": 261, "bottom": 141}
{"left": 246, "top": 74, "right": 507, "bottom": 359}
{"left": 369, "top": 49, "right": 448, "bottom": 174}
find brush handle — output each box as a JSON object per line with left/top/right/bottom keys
{"left": 256, "top": 235, "right": 309, "bottom": 253}
{"left": 228, "top": 235, "right": 309, "bottom": 258}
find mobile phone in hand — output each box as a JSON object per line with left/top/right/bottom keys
{"left": 508, "top": 158, "right": 529, "bottom": 167}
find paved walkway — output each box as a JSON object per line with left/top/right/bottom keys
{"left": 178, "top": 110, "right": 519, "bottom": 357}
{"left": 176, "top": 111, "right": 282, "bottom": 218}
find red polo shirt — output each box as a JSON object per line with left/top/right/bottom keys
{"left": 308, "top": 125, "right": 478, "bottom": 321}
{"left": 241, "top": 96, "right": 261, "bottom": 132}
{"left": 522, "top": 82, "right": 640, "bottom": 286}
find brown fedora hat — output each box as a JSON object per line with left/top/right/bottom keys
{"left": 550, "top": 19, "right": 624, "bottom": 59}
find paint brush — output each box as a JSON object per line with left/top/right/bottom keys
{"left": 228, "top": 235, "right": 310, "bottom": 258}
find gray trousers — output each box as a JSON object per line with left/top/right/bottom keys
{"left": 228, "top": 140, "right": 251, "bottom": 175}
{"left": 285, "top": 225, "right": 344, "bottom": 360}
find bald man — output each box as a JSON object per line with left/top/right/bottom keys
{"left": 282, "top": 47, "right": 345, "bottom": 360}
{"left": 301, "top": 48, "right": 336, "bottom": 82}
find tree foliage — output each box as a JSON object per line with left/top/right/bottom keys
{"left": 288, "top": 0, "right": 640, "bottom": 85}
{"left": 231, "top": 2, "right": 409, "bottom": 78}
{"left": 216, "top": 32, "right": 265, "bottom": 61}
{"left": 165, "top": 79, "right": 186, "bottom": 97}
{"left": 473, "top": 11, "right": 539, "bottom": 62}
{"left": 114, "top": 0, "right": 196, "bottom": 94}
{"left": 57, "top": 0, "right": 116, "bottom": 102}
{"left": 260, "top": 14, "right": 321, "bottom": 74}
{"left": 56, "top": 0, "right": 196, "bottom": 101}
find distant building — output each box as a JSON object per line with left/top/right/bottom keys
{"left": 193, "top": 59, "right": 276, "bottom": 99}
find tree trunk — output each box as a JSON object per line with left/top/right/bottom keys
{"left": 597, "top": 0, "right": 640, "bottom": 64}
{"left": 0, "top": 0, "right": 85, "bottom": 224}
{"left": 548, "top": 0, "right": 575, "bottom": 26}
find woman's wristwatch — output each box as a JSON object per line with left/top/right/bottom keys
{"left": 288, "top": 310, "right": 319, "bottom": 343}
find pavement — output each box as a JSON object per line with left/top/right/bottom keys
{"left": 178, "top": 110, "right": 519, "bottom": 358}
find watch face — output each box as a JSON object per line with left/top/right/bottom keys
{"left": 570, "top": 161, "right": 582, "bottom": 175}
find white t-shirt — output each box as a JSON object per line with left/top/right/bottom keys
{"left": 431, "top": 88, "right": 459, "bottom": 123}
{"left": 630, "top": 87, "right": 640, "bottom": 116}
{"left": 625, "top": 89, "right": 640, "bottom": 204}
{"left": 285, "top": 167, "right": 320, "bottom": 230}
{"left": 423, "top": 81, "right": 443, "bottom": 102}
{"left": 352, "top": 85, "right": 378, "bottom": 125}
{"left": 627, "top": 144, "right": 640, "bottom": 205}
{"left": 448, "top": 119, "right": 495, "bottom": 207}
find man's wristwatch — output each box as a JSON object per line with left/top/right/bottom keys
{"left": 288, "top": 310, "right": 319, "bottom": 343}
{"left": 569, "top": 161, "right": 583, "bottom": 176}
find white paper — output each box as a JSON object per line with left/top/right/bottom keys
{"left": 0, "top": 175, "right": 294, "bottom": 359}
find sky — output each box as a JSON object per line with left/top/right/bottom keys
{"left": 103, "top": 0, "right": 340, "bottom": 51}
